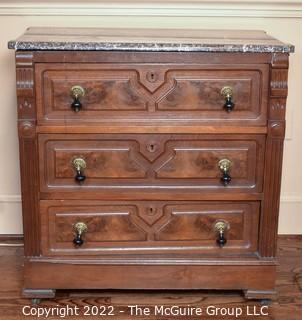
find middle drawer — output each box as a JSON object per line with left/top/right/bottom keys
{"left": 39, "top": 134, "right": 265, "bottom": 196}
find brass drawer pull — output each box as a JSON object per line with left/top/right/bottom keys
{"left": 70, "top": 85, "right": 85, "bottom": 112}
{"left": 72, "top": 157, "right": 86, "bottom": 183}
{"left": 214, "top": 220, "right": 229, "bottom": 248}
{"left": 218, "top": 158, "right": 232, "bottom": 186}
{"left": 221, "top": 86, "right": 234, "bottom": 112}
{"left": 73, "top": 222, "right": 88, "bottom": 247}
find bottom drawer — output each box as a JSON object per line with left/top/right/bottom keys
{"left": 40, "top": 200, "right": 259, "bottom": 257}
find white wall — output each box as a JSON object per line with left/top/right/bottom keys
{"left": 0, "top": 1, "right": 301, "bottom": 234}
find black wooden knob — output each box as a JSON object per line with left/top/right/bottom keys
{"left": 73, "top": 234, "right": 84, "bottom": 247}
{"left": 71, "top": 97, "right": 82, "bottom": 112}
{"left": 75, "top": 169, "right": 86, "bottom": 183}
{"left": 217, "top": 230, "right": 227, "bottom": 247}
{"left": 223, "top": 97, "right": 234, "bottom": 112}
{"left": 221, "top": 172, "right": 232, "bottom": 186}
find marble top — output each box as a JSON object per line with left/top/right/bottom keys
{"left": 8, "top": 27, "right": 294, "bottom": 53}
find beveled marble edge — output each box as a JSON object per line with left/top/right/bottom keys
{"left": 7, "top": 40, "right": 294, "bottom": 53}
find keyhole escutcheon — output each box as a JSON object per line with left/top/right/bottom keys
{"left": 146, "top": 71, "right": 158, "bottom": 83}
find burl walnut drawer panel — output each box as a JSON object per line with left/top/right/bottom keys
{"left": 40, "top": 200, "right": 259, "bottom": 256}
{"left": 38, "top": 134, "right": 265, "bottom": 194}
{"left": 35, "top": 63, "right": 268, "bottom": 125}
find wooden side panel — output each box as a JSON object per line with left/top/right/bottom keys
{"left": 259, "top": 53, "right": 289, "bottom": 257}
{"left": 16, "top": 52, "right": 40, "bottom": 256}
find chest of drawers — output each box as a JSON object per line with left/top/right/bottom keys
{"left": 8, "top": 28, "right": 294, "bottom": 300}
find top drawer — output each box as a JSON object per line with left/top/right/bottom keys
{"left": 35, "top": 63, "right": 269, "bottom": 126}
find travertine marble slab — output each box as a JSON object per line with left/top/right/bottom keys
{"left": 8, "top": 27, "right": 294, "bottom": 52}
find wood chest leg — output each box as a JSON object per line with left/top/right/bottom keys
{"left": 22, "top": 288, "right": 56, "bottom": 299}
{"left": 244, "top": 289, "right": 277, "bottom": 301}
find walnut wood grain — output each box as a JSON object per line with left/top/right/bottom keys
{"left": 24, "top": 262, "right": 276, "bottom": 293}
{"left": 35, "top": 63, "right": 268, "bottom": 126}
{"left": 40, "top": 200, "right": 259, "bottom": 257}
{"left": 38, "top": 133, "right": 265, "bottom": 195}
{"left": 37, "top": 125, "right": 268, "bottom": 134}
{"left": 39, "top": 191, "right": 264, "bottom": 201}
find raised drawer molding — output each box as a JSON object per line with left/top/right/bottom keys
{"left": 8, "top": 27, "right": 294, "bottom": 301}
{"left": 36, "top": 64, "right": 268, "bottom": 125}
{"left": 39, "top": 134, "right": 265, "bottom": 194}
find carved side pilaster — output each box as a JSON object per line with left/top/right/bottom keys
{"left": 259, "top": 53, "right": 289, "bottom": 257}
{"left": 16, "top": 52, "right": 40, "bottom": 256}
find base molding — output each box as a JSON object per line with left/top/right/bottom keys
{"left": 24, "top": 260, "right": 276, "bottom": 299}
{"left": 0, "top": 234, "right": 23, "bottom": 241}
